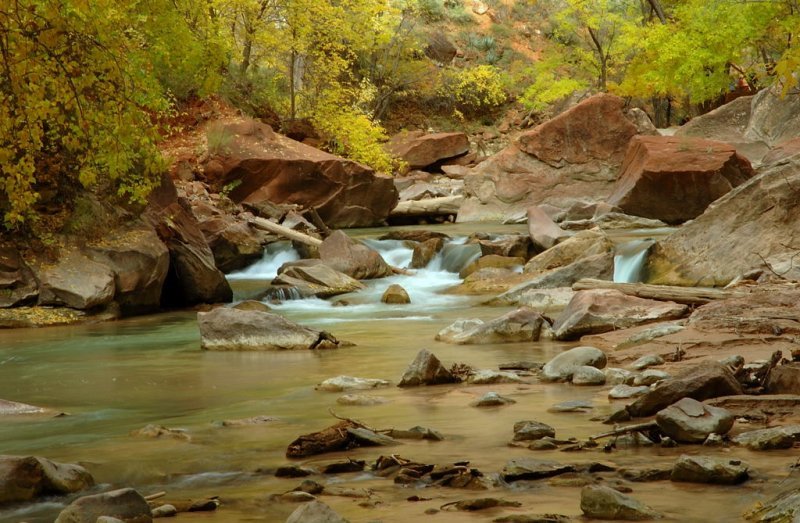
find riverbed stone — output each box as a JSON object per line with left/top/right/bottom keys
{"left": 336, "top": 394, "right": 389, "bottom": 406}
{"left": 381, "top": 284, "right": 410, "bottom": 304}
{"left": 435, "top": 307, "right": 551, "bottom": 344}
{"left": 605, "top": 368, "right": 637, "bottom": 386}
{"left": 471, "top": 392, "right": 516, "bottom": 407}
{"left": 35, "top": 252, "right": 115, "bottom": 310}
{"left": 316, "top": 376, "right": 391, "bottom": 392}
{"left": 766, "top": 363, "right": 800, "bottom": 394}
{"left": 0, "top": 244, "right": 38, "bottom": 307}
{"left": 655, "top": 398, "right": 734, "bottom": 443}
{"left": 199, "top": 308, "right": 340, "bottom": 350}
{"left": 542, "top": 346, "right": 607, "bottom": 382}
{"left": 626, "top": 362, "right": 743, "bottom": 417}
{"left": 528, "top": 206, "right": 570, "bottom": 250}
{"left": 55, "top": 487, "right": 152, "bottom": 523}
{"left": 273, "top": 263, "right": 364, "bottom": 298}
{"left": 468, "top": 369, "right": 525, "bottom": 384}
{"left": 634, "top": 369, "right": 671, "bottom": 386}
{"left": 0, "top": 455, "right": 95, "bottom": 504}
{"left": 552, "top": 289, "right": 688, "bottom": 341}
{"left": 398, "top": 349, "right": 459, "bottom": 387}
{"left": 732, "top": 425, "right": 800, "bottom": 450}
{"left": 410, "top": 237, "right": 445, "bottom": 268}
{"left": 459, "top": 255, "right": 525, "bottom": 279}
{"left": 580, "top": 485, "right": 659, "bottom": 520}
{"left": 285, "top": 499, "right": 349, "bottom": 523}
{"left": 670, "top": 455, "right": 749, "bottom": 485}
{"left": 746, "top": 484, "right": 800, "bottom": 521}
{"left": 608, "top": 385, "right": 650, "bottom": 400}
{"left": 501, "top": 459, "right": 575, "bottom": 482}
{"left": 319, "top": 231, "right": 393, "bottom": 280}
{"left": 513, "top": 421, "right": 556, "bottom": 441}
{"left": 631, "top": 355, "right": 665, "bottom": 371}
{"left": 572, "top": 366, "right": 607, "bottom": 385}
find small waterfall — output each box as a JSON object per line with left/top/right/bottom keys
{"left": 226, "top": 242, "right": 300, "bottom": 280}
{"left": 361, "top": 239, "right": 414, "bottom": 268}
{"left": 259, "top": 286, "right": 303, "bottom": 301}
{"left": 429, "top": 241, "right": 481, "bottom": 273}
{"left": 613, "top": 239, "right": 654, "bottom": 283}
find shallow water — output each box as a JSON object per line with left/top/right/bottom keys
{"left": 0, "top": 225, "right": 793, "bottom": 522}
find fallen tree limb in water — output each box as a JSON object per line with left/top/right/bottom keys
{"left": 572, "top": 278, "right": 744, "bottom": 305}
{"left": 249, "top": 216, "right": 322, "bottom": 247}
{"left": 390, "top": 195, "right": 463, "bottom": 217}
{"left": 590, "top": 421, "right": 659, "bottom": 441}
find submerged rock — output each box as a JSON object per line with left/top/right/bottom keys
{"left": 670, "top": 455, "right": 749, "bottom": 485}
{"left": 273, "top": 263, "right": 364, "bottom": 298}
{"left": 398, "top": 349, "right": 459, "bottom": 387}
{"left": 471, "top": 392, "right": 516, "bottom": 407}
{"left": 468, "top": 369, "right": 525, "bottom": 384}
{"left": 55, "top": 488, "right": 152, "bottom": 523}
{"left": 608, "top": 385, "right": 649, "bottom": 400}
{"left": 580, "top": 485, "right": 659, "bottom": 520}
{"left": 316, "top": 376, "right": 391, "bottom": 392}
{"left": 336, "top": 394, "right": 389, "bottom": 406}
{"left": 0, "top": 455, "right": 94, "bottom": 504}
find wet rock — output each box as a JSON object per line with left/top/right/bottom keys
{"left": 387, "top": 426, "right": 443, "bottom": 441}
{"left": 614, "top": 433, "right": 655, "bottom": 449}
{"left": 475, "top": 234, "right": 532, "bottom": 259}
{"left": 607, "top": 135, "right": 755, "bottom": 224}
{"left": 605, "top": 368, "right": 637, "bottom": 386}
{"left": 468, "top": 370, "right": 525, "bottom": 384}
{"left": 500, "top": 287, "right": 575, "bottom": 312}
{"left": 528, "top": 206, "right": 570, "bottom": 250}
{"left": 732, "top": 425, "right": 800, "bottom": 450}
{"left": 0, "top": 455, "right": 94, "bottom": 504}
{"left": 472, "top": 392, "right": 517, "bottom": 407}
{"left": 387, "top": 131, "right": 469, "bottom": 170}
{"left": 286, "top": 421, "right": 365, "bottom": 458}
{"left": 398, "top": 349, "right": 459, "bottom": 387}
{"left": 232, "top": 300, "right": 271, "bottom": 312}
{"left": 346, "top": 427, "right": 397, "bottom": 447}
{"left": 379, "top": 230, "right": 450, "bottom": 243}
{"left": 151, "top": 504, "right": 178, "bottom": 517}
{"left": 316, "top": 376, "right": 390, "bottom": 392}
{"left": 524, "top": 230, "right": 614, "bottom": 275}
{"left": 745, "top": 484, "right": 800, "bottom": 521}
{"left": 131, "top": 424, "right": 190, "bottom": 442}
{"left": 199, "top": 308, "right": 341, "bottom": 351}
{"left": 552, "top": 289, "right": 688, "bottom": 341}
{"left": 609, "top": 385, "right": 649, "bottom": 400}
{"left": 580, "top": 485, "right": 659, "bottom": 520}
{"left": 381, "top": 284, "right": 410, "bottom": 304}
{"left": 436, "top": 307, "right": 552, "bottom": 344}
{"left": 514, "top": 253, "right": 615, "bottom": 292}
{"left": 459, "top": 255, "right": 525, "bottom": 279}
{"left": 336, "top": 394, "right": 389, "bottom": 406}
{"left": 655, "top": 398, "right": 734, "bottom": 443}
{"left": 671, "top": 455, "right": 749, "bottom": 485}
{"left": 319, "top": 231, "right": 393, "bottom": 280}
{"left": 321, "top": 459, "right": 366, "bottom": 474}
{"left": 273, "top": 263, "right": 364, "bottom": 298}
{"left": 766, "top": 363, "right": 800, "bottom": 394}
{"left": 529, "top": 439, "right": 559, "bottom": 451}
{"left": 285, "top": 500, "right": 349, "bottom": 523}
{"left": 618, "top": 467, "right": 672, "bottom": 482}
{"left": 55, "top": 487, "right": 152, "bottom": 523}
{"left": 499, "top": 361, "right": 543, "bottom": 371}
{"left": 513, "top": 421, "right": 556, "bottom": 441}
{"left": 549, "top": 400, "right": 594, "bottom": 413}
{"left": 410, "top": 238, "right": 445, "bottom": 268}
{"left": 275, "top": 465, "right": 316, "bottom": 478}
{"left": 631, "top": 355, "right": 665, "bottom": 371}
{"left": 627, "top": 362, "right": 743, "bottom": 417}
{"left": 633, "top": 369, "right": 670, "bottom": 386}
{"left": 219, "top": 415, "right": 277, "bottom": 427}
{"left": 280, "top": 491, "right": 316, "bottom": 502}
{"left": 572, "top": 366, "right": 607, "bottom": 386}
{"left": 442, "top": 497, "right": 522, "bottom": 511}
{"left": 703, "top": 433, "right": 725, "bottom": 447}
{"left": 542, "top": 346, "right": 607, "bottom": 382}
{"left": 35, "top": 251, "right": 115, "bottom": 310}
{"left": 501, "top": 459, "right": 575, "bottom": 482}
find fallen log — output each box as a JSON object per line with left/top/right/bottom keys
{"left": 390, "top": 195, "right": 463, "bottom": 217}
{"left": 589, "top": 421, "right": 659, "bottom": 441}
{"left": 572, "top": 278, "right": 743, "bottom": 305}
{"left": 249, "top": 216, "right": 323, "bottom": 247}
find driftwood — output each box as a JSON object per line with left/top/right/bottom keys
{"left": 572, "top": 278, "right": 743, "bottom": 305}
{"left": 250, "top": 217, "right": 323, "bottom": 247}
{"left": 286, "top": 420, "right": 360, "bottom": 458}
{"left": 589, "top": 421, "right": 659, "bottom": 441}
{"left": 390, "top": 196, "right": 463, "bottom": 217}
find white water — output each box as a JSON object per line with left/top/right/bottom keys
{"left": 226, "top": 242, "right": 300, "bottom": 280}
{"left": 613, "top": 238, "right": 655, "bottom": 283}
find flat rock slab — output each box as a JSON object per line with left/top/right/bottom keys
{"left": 316, "top": 376, "right": 390, "bottom": 392}
{"left": 501, "top": 459, "right": 575, "bottom": 482}
{"left": 732, "top": 425, "right": 800, "bottom": 450}
{"left": 671, "top": 454, "right": 749, "bottom": 485}
{"left": 580, "top": 484, "right": 660, "bottom": 520}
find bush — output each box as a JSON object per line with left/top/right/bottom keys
{"left": 441, "top": 65, "right": 508, "bottom": 115}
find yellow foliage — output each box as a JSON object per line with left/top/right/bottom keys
{"left": 441, "top": 65, "right": 507, "bottom": 115}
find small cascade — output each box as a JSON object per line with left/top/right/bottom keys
{"left": 260, "top": 286, "right": 303, "bottom": 302}
{"left": 226, "top": 242, "right": 300, "bottom": 280}
{"left": 361, "top": 239, "right": 414, "bottom": 268}
{"left": 613, "top": 239, "right": 655, "bottom": 283}
{"left": 429, "top": 241, "right": 481, "bottom": 273}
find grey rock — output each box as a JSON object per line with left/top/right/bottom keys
{"left": 151, "top": 504, "right": 178, "bottom": 517}
{"left": 0, "top": 455, "right": 94, "bottom": 504}
{"left": 703, "top": 433, "right": 725, "bottom": 447}
{"left": 513, "top": 421, "right": 556, "bottom": 441}
{"left": 468, "top": 369, "right": 525, "bottom": 384}
{"left": 746, "top": 484, "right": 800, "bottom": 521}
{"left": 542, "top": 346, "right": 607, "bottom": 382}
{"left": 732, "top": 424, "right": 800, "bottom": 450}
{"left": 285, "top": 500, "right": 349, "bottom": 523}
{"left": 608, "top": 385, "right": 650, "bottom": 400}
{"left": 549, "top": 400, "right": 594, "bottom": 413}
{"left": 580, "top": 485, "right": 659, "bottom": 520}
{"left": 605, "top": 368, "right": 637, "bottom": 386}
{"left": 316, "top": 376, "right": 390, "bottom": 392}
{"left": 55, "top": 488, "right": 152, "bottom": 523}
{"left": 273, "top": 263, "right": 364, "bottom": 298}
{"left": 346, "top": 427, "right": 397, "bottom": 447}
{"left": 336, "top": 394, "right": 389, "bottom": 406}
{"left": 435, "top": 308, "right": 551, "bottom": 344}
{"left": 387, "top": 426, "right": 443, "bottom": 441}
{"left": 670, "top": 454, "right": 749, "bottom": 484}
{"left": 634, "top": 369, "right": 670, "bottom": 386}
{"left": 614, "top": 433, "right": 655, "bottom": 448}
{"left": 501, "top": 459, "right": 575, "bottom": 482}
{"left": 471, "top": 392, "right": 516, "bottom": 407}
{"left": 36, "top": 252, "right": 115, "bottom": 310}
{"left": 572, "top": 366, "right": 606, "bottom": 385}
{"left": 398, "top": 349, "right": 459, "bottom": 387}
{"left": 619, "top": 468, "right": 672, "bottom": 482}
{"left": 623, "top": 324, "right": 684, "bottom": 347}
{"left": 655, "top": 398, "right": 734, "bottom": 443}
{"left": 631, "top": 355, "right": 665, "bottom": 371}
{"left": 719, "top": 354, "right": 745, "bottom": 368}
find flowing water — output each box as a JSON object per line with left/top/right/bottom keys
{"left": 0, "top": 225, "right": 793, "bottom": 522}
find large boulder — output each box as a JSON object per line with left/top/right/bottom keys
{"left": 318, "top": 231, "right": 393, "bottom": 280}
{"left": 607, "top": 136, "right": 755, "bottom": 224}
{"left": 198, "top": 307, "right": 340, "bottom": 350}
{"left": 398, "top": 349, "right": 459, "bottom": 387}
{"left": 580, "top": 485, "right": 659, "bottom": 520}
{"left": 204, "top": 119, "right": 397, "bottom": 227}
{"left": 0, "top": 455, "right": 94, "bottom": 504}
{"left": 34, "top": 251, "right": 115, "bottom": 310}
{"left": 524, "top": 230, "right": 614, "bottom": 275}
{"left": 0, "top": 244, "right": 38, "bottom": 307}
{"left": 459, "top": 94, "right": 649, "bottom": 222}
{"left": 745, "top": 86, "right": 800, "bottom": 147}
{"left": 627, "top": 362, "right": 743, "bottom": 418}
{"left": 145, "top": 174, "right": 232, "bottom": 306}
{"left": 766, "top": 363, "right": 800, "bottom": 394}
{"left": 55, "top": 487, "right": 152, "bottom": 523}
{"left": 273, "top": 262, "right": 364, "bottom": 298}
{"left": 645, "top": 147, "right": 800, "bottom": 285}
{"left": 386, "top": 131, "right": 469, "bottom": 170}
{"left": 197, "top": 215, "right": 265, "bottom": 273}
{"left": 435, "top": 308, "right": 551, "bottom": 344}
{"left": 552, "top": 289, "right": 688, "bottom": 340}
{"left": 655, "top": 398, "right": 734, "bottom": 443}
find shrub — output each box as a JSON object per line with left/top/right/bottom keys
{"left": 441, "top": 65, "right": 508, "bottom": 115}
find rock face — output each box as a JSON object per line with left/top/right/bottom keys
{"left": 580, "top": 485, "right": 659, "bottom": 520}
{"left": 435, "top": 308, "right": 551, "bottom": 344}
{"left": 319, "top": 231, "right": 393, "bottom": 280}
{"left": 35, "top": 252, "right": 115, "bottom": 310}
{"left": 542, "top": 346, "right": 607, "bottom": 382}
{"left": 671, "top": 455, "right": 749, "bottom": 485}
{"left": 386, "top": 131, "right": 469, "bottom": 170}
{"left": 459, "top": 94, "right": 648, "bottom": 222}
{"left": 0, "top": 455, "right": 94, "bottom": 504}
{"left": 607, "top": 136, "right": 755, "bottom": 224}
{"left": 198, "top": 307, "right": 339, "bottom": 350}
{"left": 398, "top": 349, "right": 459, "bottom": 387}
{"left": 55, "top": 487, "right": 152, "bottom": 523}
{"left": 552, "top": 289, "right": 688, "bottom": 340}
{"left": 273, "top": 262, "right": 364, "bottom": 298}
{"left": 145, "top": 174, "right": 232, "bottom": 306}
{"left": 687, "top": 287, "right": 800, "bottom": 335}
{"left": 0, "top": 244, "right": 38, "bottom": 307}
{"left": 645, "top": 147, "right": 800, "bottom": 285}
{"left": 204, "top": 119, "right": 397, "bottom": 227}
{"left": 627, "top": 362, "right": 743, "bottom": 418}
{"left": 655, "top": 398, "right": 734, "bottom": 443}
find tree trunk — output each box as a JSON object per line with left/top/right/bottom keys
{"left": 389, "top": 196, "right": 463, "bottom": 218}
{"left": 571, "top": 278, "right": 743, "bottom": 305}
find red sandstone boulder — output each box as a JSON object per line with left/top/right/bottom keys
{"left": 204, "top": 119, "right": 397, "bottom": 228}
{"left": 319, "top": 231, "right": 394, "bottom": 280}
{"left": 528, "top": 206, "right": 570, "bottom": 250}
{"left": 386, "top": 131, "right": 470, "bottom": 170}
{"left": 607, "top": 136, "right": 755, "bottom": 224}
{"left": 0, "top": 245, "right": 38, "bottom": 307}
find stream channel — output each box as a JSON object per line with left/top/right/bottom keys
{"left": 0, "top": 224, "right": 793, "bottom": 522}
